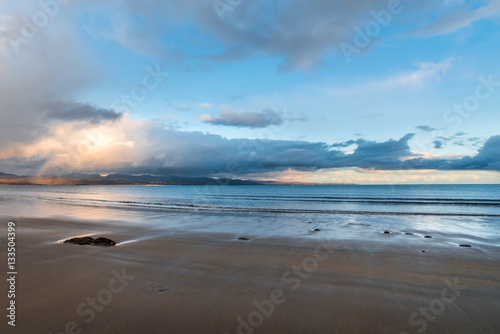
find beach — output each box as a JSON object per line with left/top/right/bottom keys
{"left": 1, "top": 214, "right": 500, "bottom": 334}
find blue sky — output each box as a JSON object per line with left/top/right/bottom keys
{"left": 0, "top": 0, "right": 499, "bottom": 184}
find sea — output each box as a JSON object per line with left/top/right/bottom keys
{"left": 1, "top": 184, "right": 499, "bottom": 246}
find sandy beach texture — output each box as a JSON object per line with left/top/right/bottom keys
{"left": 1, "top": 217, "right": 499, "bottom": 334}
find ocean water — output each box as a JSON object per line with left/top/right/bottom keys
{"left": 1, "top": 184, "right": 499, "bottom": 246}
{"left": 0, "top": 184, "right": 499, "bottom": 216}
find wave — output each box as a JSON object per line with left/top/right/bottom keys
{"left": 207, "top": 195, "right": 500, "bottom": 206}
{"left": 7, "top": 193, "right": 500, "bottom": 207}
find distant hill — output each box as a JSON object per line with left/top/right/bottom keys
{"left": 0, "top": 172, "right": 356, "bottom": 186}
{"left": 64, "top": 172, "right": 103, "bottom": 178}
{"left": 0, "top": 172, "right": 17, "bottom": 177}
{"left": 0, "top": 172, "right": 265, "bottom": 186}
{"left": 101, "top": 173, "right": 264, "bottom": 186}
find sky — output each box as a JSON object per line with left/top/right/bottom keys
{"left": 0, "top": 0, "right": 499, "bottom": 184}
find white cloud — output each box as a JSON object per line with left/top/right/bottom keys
{"left": 197, "top": 103, "right": 213, "bottom": 109}
{"left": 410, "top": 0, "right": 500, "bottom": 37}
{"left": 330, "top": 61, "right": 452, "bottom": 96}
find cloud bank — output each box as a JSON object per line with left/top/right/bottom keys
{"left": 1, "top": 116, "right": 498, "bottom": 177}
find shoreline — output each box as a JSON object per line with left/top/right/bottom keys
{"left": 1, "top": 217, "right": 499, "bottom": 333}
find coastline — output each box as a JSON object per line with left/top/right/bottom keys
{"left": 1, "top": 216, "right": 499, "bottom": 333}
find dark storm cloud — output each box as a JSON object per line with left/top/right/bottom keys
{"left": 45, "top": 101, "right": 122, "bottom": 124}
{"left": 405, "top": 136, "right": 500, "bottom": 171}
{"left": 339, "top": 133, "right": 415, "bottom": 169}
{"left": 197, "top": 109, "right": 288, "bottom": 128}
{"left": 1, "top": 130, "right": 499, "bottom": 176}
{"left": 459, "top": 135, "right": 500, "bottom": 171}
{"left": 104, "top": 132, "right": 500, "bottom": 176}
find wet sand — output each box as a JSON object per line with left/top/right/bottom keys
{"left": 1, "top": 217, "right": 500, "bottom": 334}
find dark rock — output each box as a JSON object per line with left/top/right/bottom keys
{"left": 405, "top": 232, "right": 413, "bottom": 235}
{"left": 93, "top": 237, "right": 116, "bottom": 246}
{"left": 238, "top": 237, "right": 249, "bottom": 241}
{"left": 384, "top": 231, "right": 391, "bottom": 234}
{"left": 459, "top": 244, "right": 472, "bottom": 248}
{"left": 64, "top": 236, "right": 116, "bottom": 246}
{"left": 308, "top": 221, "right": 313, "bottom": 224}
{"left": 424, "top": 236, "right": 432, "bottom": 238}
{"left": 64, "top": 236, "right": 94, "bottom": 245}
{"left": 312, "top": 228, "right": 321, "bottom": 232}
{"left": 421, "top": 250, "right": 426, "bottom": 253}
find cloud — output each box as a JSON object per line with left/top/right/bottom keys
{"left": 330, "top": 139, "right": 364, "bottom": 148}
{"left": 2, "top": 0, "right": 488, "bottom": 75}
{"left": 0, "top": 2, "right": 100, "bottom": 153}
{"left": 457, "top": 135, "right": 500, "bottom": 170}
{"left": 427, "top": 134, "right": 483, "bottom": 150}
{"left": 339, "top": 133, "right": 415, "bottom": 169}
{"left": 405, "top": 135, "right": 500, "bottom": 171}
{"left": 81, "top": 0, "right": 436, "bottom": 71}
{"left": 197, "top": 103, "right": 213, "bottom": 109}
{"left": 197, "top": 109, "right": 285, "bottom": 128}
{"left": 330, "top": 61, "right": 451, "bottom": 96}
{"left": 45, "top": 101, "right": 122, "bottom": 124}
{"left": 409, "top": 0, "right": 500, "bottom": 37}
{"left": 2, "top": 0, "right": 497, "bottom": 76}
{"left": 433, "top": 140, "right": 443, "bottom": 149}
{"left": 416, "top": 125, "right": 436, "bottom": 132}
{"left": 2, "top": 113, "right": 498, "bottom": 178}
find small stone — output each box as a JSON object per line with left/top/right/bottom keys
{"left": 312, "top": 228, "right": 321, "bottom": 232}
{"left": 238, "top": 237, "right": 249, "bottom": 241}
{"left": 384, "top": 231, "right": 391, "bottom": 234}
{"left": 424, "top": 236, "right": 432, "bottom": 238}
{"left": 405, "top": 232, "right": 413, "bottom": 235}
{"left": 459, "top": 244, "right": 472, "bottom": 248}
